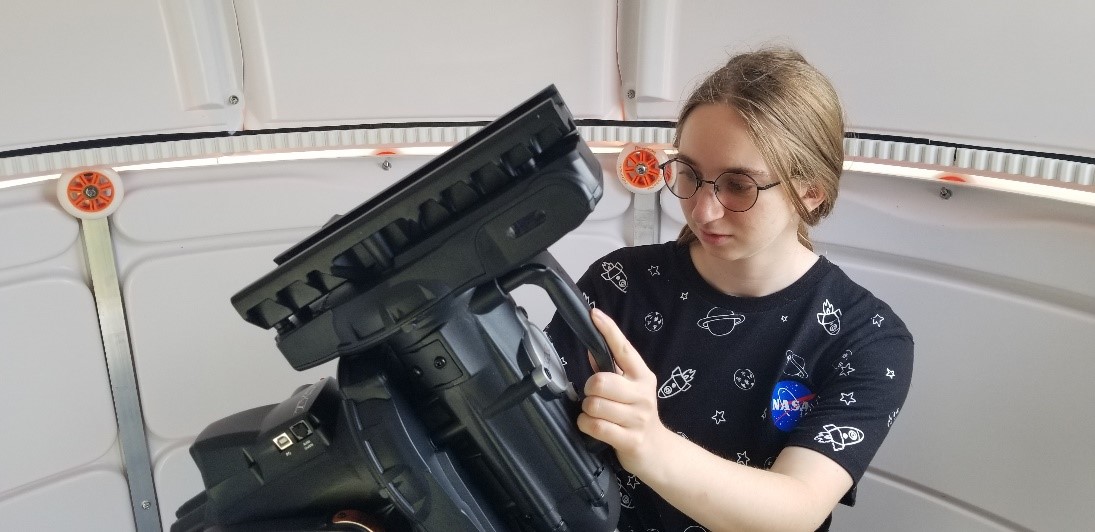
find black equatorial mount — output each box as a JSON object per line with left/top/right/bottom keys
{"left": 172, "top": 86, "right": 620, "bottom": 532}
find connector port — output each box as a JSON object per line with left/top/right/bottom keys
{"left": 290, "top": 420, "right": 313, "bottom": 440}
{"left": 273, "top": 432, "right": 293, "bottom": 451}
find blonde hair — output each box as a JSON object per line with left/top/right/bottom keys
{"left": 675, "top": 47, "right": 845, "bottom": 250}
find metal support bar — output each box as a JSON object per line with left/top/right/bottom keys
{"left": 81, "top": 218, "right": 162, "bottom": 531}
{"left": 632, "top": 192, "right": 661, "bottom": 246}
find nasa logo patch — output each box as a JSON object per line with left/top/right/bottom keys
{"left": 770, "top": 380, "right": 815, "bottom": 432}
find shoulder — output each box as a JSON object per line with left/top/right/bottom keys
{"left": 596, "top": 241, "right": 678, "bottom": 265}
{"left": 584, "top": 242, "right": 680, "bottom": 279}
{"left": 813, "top": 257, "right": 914, "bottom": 345}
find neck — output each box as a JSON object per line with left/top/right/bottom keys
{"left": 689, "top": 240, "right": 818, "bottom": 298}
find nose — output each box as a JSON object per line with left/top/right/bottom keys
{"left": 686, "top": 186, "right": 724, "bottom": 225}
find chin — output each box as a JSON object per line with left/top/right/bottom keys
{"left": 694, "top": 238, "right": 750, "bottom": 262}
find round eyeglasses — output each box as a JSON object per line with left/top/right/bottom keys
{"left": 659, "top": 158, "right": 780, "bottom": 212}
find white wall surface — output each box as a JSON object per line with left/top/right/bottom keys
{"left": 2, "top": 153, "right": 1092, "bottom": 530}
{"left": 0, "top": 184, "right": 136, "bottom": 531}
{"left": 622, "top": 0, "right": 1095, "bottom": 157}
{"left": 4, "top": 1, "right": 1095, "bottom": 160}
{"left": 2, "top": 1, "right": 1095, "bottom": 531}
{"left": 0, "top": 0, "right": 243, "bottom": 153}
{"left": 234, "top": 0, "right": 621, "bottom": 128}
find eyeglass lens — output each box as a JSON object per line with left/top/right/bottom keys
{"left": 664, "top": 160, "right": 762, "bottom": 212}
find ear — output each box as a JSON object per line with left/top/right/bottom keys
{"left": 795, "top": 180, "right": 826, "bottom": 213}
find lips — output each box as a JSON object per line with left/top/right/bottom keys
{"left": 697, "top": 229, "right": 731, "bottom": 244}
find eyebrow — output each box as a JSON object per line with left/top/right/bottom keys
{"left": 675, "top": 152, "right": 769, "bottom": 177}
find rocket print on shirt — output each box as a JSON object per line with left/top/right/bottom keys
{"left": 658, "top": 366, "right": 696, "bottom": 398}
{"left": 600, "top": 261, "right": 628, "bottom": 293}
{"left": 815, "top": 424, "right": 865, "bottom": 451}
{"left": 817, "top": 299, "right": 842, "bottom": 335}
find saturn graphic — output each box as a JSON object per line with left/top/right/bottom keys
{"left": 697, "top": 307, "right": 745, "bottom": 336}
{"left": 784, "top": 350, "right": 809, "bottom": 379}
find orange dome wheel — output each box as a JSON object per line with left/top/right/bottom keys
{"left": 616, "top": 143, "right": 667, "bottom": 193}
{"left": 937, "top": 173, "right": 969, "bottom": 183}
{"left": 56, "top": 167, "right": 124, "bottom": 219}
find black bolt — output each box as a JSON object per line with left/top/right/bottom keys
{"left": 433, "top": 356, "right": 447, "bottom": 369}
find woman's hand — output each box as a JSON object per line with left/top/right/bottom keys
{"left": 577, "top": 308, "right": 671, "bottom": 477}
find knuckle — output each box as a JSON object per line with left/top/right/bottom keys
{"left": 584, "top": 373, "right": 609, "bottom": 395}
{"left": 582, "top": 396, "right": 601, "bottom": 416}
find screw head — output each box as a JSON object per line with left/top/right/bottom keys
{"left": 433, "top": 356, "right": 447, "bottom": 369}
{"left": 381, "top": 159, "right": 392, "bottom": 171}
{"left": 626, "top": 89, "right": 636, "bottom": 99}
{"left": 141, "top": 500, "right": 151, "bottom": 510}
{"left": 227, "top": 95, "right": 240, "bottom": 105}
{"left": 939, "top": 186, "right": 953, "bottom": 200}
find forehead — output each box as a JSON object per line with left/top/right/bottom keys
{"left": 676, "top": 104, "right": 768, "bottom": 173}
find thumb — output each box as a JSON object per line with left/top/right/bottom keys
{"left": 590, "top": 308, "right": 647, "bottom": 377}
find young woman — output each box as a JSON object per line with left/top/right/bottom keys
{"left": 546, "top": 48, "right": 914, "bottom": 531}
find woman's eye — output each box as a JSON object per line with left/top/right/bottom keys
{"left": 723, "top": 177, "right": 754, "bottom": 194}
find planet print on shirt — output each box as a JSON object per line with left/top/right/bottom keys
{"left": 644, "top": 311, "right": 664, "bottom": 331}
{"left": 733, "top": 368, "right": 756, "bottom": 390}
{"left": 770, "top": 380, "right": 815, "bottom": 432}
{"left": 697, "top": 307, "right": 745, "bottom": 336}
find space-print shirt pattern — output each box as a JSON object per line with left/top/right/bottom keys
{"left": 545, "top": 242, "right": 914, "bottom": 532}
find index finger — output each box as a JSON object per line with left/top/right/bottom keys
{"left": 590, "top": 308, "right": 646, "bottom": 377}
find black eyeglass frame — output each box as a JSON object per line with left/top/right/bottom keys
{"left": 658, "top": 158, "right": 780, "bottom": 212}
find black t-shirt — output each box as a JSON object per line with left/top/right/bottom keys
{"left": 545, "top": 242, "right": 914, "bottom": 532}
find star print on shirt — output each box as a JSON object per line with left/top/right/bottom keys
{"left": 736, "top": 451, "right": 750, "bottom": 465}
{"left": 872, "top": 314, "right": 885, "bottom": 326}
{"left": 712, "top": 410, "right": 726, "bottom": 424}
{"left": 835, "top": 361, "right": 855, "bottom": 376}
{"left": 885, "top": 368, "right": 896, "bottom": 379}
{"left": 680, "top": 292, "right": 689, "bottom": 300}
{"left": 625, "top": 474, "right": 641, "bottom": 489}
{"left": 840, "top": 392, "right": 857, "bottom": 405}
{"left": 781, "top": 315, "right": 788, "bottom": 322}
{"left": 648, "top": 265, "right": 660, "bottom": 276}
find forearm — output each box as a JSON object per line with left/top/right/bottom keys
{"left": 633, "top": 427, "right": 836, "bottom": 532}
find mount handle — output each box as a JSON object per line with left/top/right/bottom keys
{"left": 473, "top": 251, "right": 614, "bottom": 373}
